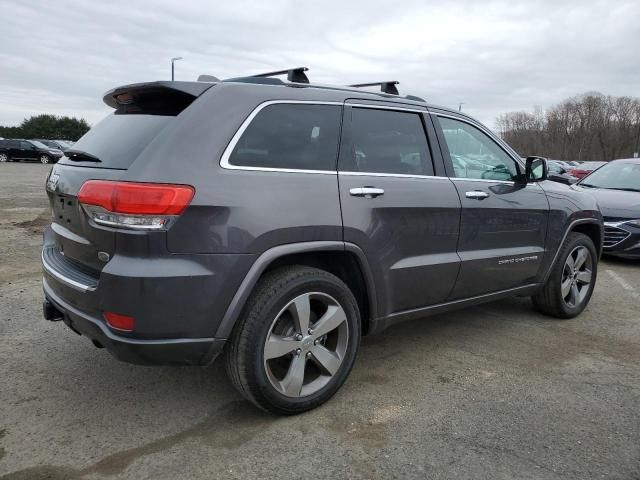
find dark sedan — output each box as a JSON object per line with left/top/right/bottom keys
{"left": 577, "top": 158, "right": 640, "bottom": 258}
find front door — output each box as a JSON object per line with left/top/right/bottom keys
{"left": 20, "top": 141, "right": 38, "bottom": 161}
{"left": 338, "top": 104, "right": 461, "bottom": 317}
{"left": 433, "top": 113, "right": 549, "bottom": 299}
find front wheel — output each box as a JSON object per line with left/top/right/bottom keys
{"left": 40, "top": 155, "right": 51, "bottom": 164}
{"left": 225, "top": 266, "right": 361, "bottom": 415}
{"left": 532, "top": 232, "right": 597, "bottom": 318}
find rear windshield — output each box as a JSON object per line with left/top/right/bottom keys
{"left": 58, "top": 114, "right": 172, "bottom": 169}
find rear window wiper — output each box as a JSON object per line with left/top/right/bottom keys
{"left": 65, "top": 150, "right": 101, "bottom": 162}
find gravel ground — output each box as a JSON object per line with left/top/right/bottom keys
{"left": 0, "top": 162, "right": 639, "bottom": 480}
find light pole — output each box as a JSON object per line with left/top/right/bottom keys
{"left": 171, "top": 57, "right": 183, "bottom": 81}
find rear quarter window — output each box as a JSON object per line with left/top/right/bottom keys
{"left": 227, "top": 103, "right": 342, "bottom": 171}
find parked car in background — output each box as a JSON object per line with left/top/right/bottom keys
{"left": 54, "top": 140, "right": 74, "bottom": 149}
{"left": 568, "top": 161, "right": 606, "bottom": 179}
{"left": 0, "top": 139, "right": 63, "bottom": 164}
{"left": 577, "top": 158, "right": 640, "bottom": 258}
{"left": 33, "top": 139, "right": 72, "bottom": 151}
{"left": 547, "top": 160, "right": 579, "bottom": 185}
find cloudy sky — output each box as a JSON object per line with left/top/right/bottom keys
{"left": 1, "top": 0, "right": 638, "bottom": 129}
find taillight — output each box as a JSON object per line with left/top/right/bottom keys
{"left": 104, "top": 311, "right": 135, "bottom": 332}
{"left": 78, "top": 180, "right": 194, "bottom": 230}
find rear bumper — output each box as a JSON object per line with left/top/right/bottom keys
{"left": 43, "top": 278, "right": 225, "bottom": 365}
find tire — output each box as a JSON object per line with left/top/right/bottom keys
{"left": 532, "top": 232, "right": 597, "bottom": 318}
{"left": 40, "top": 155, "right": 51, "bottom": 164}
{"left": 0, "top": 153, "right": 9, "bottom": 163}
{"left": 225, "top": 265, "right": 361, "bottom": 415}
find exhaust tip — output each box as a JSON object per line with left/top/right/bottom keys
{"left": 43, "top": 300, "right": 63, "bottom": 321}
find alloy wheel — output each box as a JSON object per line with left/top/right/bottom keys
{"left": 561, "top": 245, "right": 593, "bottom": 308}
{"left": 0, "top": 153, "right": 7, "bottom": 162}
{"left": 263, "top": 292, "right": 349, "bottom": 398}
{"left": 40, "top": 155, "right": 50, "bottom": 164}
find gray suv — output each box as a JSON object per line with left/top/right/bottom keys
{"left": 41, "top": 68, "right": 603, "bottom": 414}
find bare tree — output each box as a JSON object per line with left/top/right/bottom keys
{"left": 496, "top": 93, "right": 640, "bottom": 161}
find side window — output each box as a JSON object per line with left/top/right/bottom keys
{"left": 343, "top": 107, "right": 434, "bottom": 176}
{"left": 228, "top": 104, "right": 342, "bottom": 171}
{"left": 439, "top": 117, "right": 520, "bottom": 181}
{"left": 20, "top": 141, "right": 32, "bottom": 150}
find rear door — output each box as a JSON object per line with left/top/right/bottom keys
{"left": 8, "top": 140, "right": 24, "bottom": 159}
{"left": 432, "top": 112, "right": 549, "bottom": 299}
{"left": 338, "top": 102, "right": 461, "bottom": 317}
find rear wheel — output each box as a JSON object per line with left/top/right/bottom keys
{"left": 532, "top": 232, "right": 597, "bottom": 318}
{"left": 0, "top": 153, "right": 9, "bottom": 162}
{"left": 40, "top": 155, "right": 51, "bottom": 164}
{"left": 225, "top": 266, "right": 360, "bottom": 415}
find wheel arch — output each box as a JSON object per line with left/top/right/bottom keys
{"left": 214, "top": 241, "right": 377, "bottom": 339}
{"left": 542, "top": 218, "right": 603, "bottom": 283}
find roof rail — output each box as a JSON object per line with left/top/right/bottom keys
{"left": 349, "top": 81, "right": 399, "bottom": 95}
{"left": 250, "top": 67, "right": 310, "bottom": 84}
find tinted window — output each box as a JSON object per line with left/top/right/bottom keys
{"left": 439, "top": 117, "right": 520, "bottom": 181}
{"left": 58, "top": 114, "right": 173, "bottom": 169}
{"left": 20, "top": 141, "right": 33, "bottom": 150}
{"left": 228, "top": 104, "right": 342, "bottom": 171}
{"left": 343, "top": 108, "right": 433, "bottom": 175}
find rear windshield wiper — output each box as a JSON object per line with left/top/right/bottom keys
{"left": 65, "top": 150, "right": 101, "bottom": 162}
{"left": 579, "top": 183, "right": 596, "bottom": 188}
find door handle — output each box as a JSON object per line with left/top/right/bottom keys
{"left": 465, "top": 190, "right": 490, "bottom": 200}
{"left": 349, "top": 187, "right": 385, "bottom": 198}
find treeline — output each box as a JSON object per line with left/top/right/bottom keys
{"left": 496, "top": 93, "right": 640, "bottom": 161}
{"left": 0, "top": 114, "right": 90, "bottom": 141}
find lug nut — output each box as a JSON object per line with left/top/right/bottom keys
{"left": 295, "top": 334, "right": 303, "bottom": 341}
{"left": 306, "top": 352, "right": 311, "bottom": 357}
{"left": 296, "top": 348, "right": 302, "bottom": 355}
{"left": 313, "top": 339, "right": 318, "bottom": 345}
{"left": 308, "top": 329, "right": 314, "bottom": 335}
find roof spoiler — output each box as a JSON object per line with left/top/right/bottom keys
{"left": 103, "top": 81, "right": 214, "bottom": 110}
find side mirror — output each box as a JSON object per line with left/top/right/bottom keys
{"left": 525, "top": 156, "right": 548, "bottom": 182}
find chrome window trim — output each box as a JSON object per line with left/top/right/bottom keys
{"left": 339, "top": 171, "right": 449, "bottom": 180}
{"left": 41, "top": 250, "right": 96, "bottom": 293}
{"left": 432, "top": 112, "right": 525, "bottom": 168}
{"left": 450, "top": 177, "right": 516, "bottom": 185}
{"left": 449, "top": 177, "right": 541, "bottom": 188}
{"left": 220, "top": 100, "right": 431, "bottom": 175}
{"left": 219, "top": 100, "right": 343, "bottom": 174}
